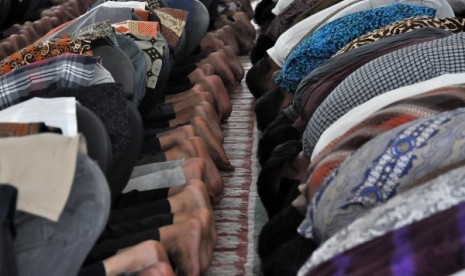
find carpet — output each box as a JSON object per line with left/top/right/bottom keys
{"left": 206, "top": 56, "right": 267, "bottom": 275}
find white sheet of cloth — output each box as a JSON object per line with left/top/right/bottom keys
{"left": 311, "top": 73, "right": 465, "bottom": 160}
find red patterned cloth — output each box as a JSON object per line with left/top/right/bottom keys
{"left": 113, "top": 20, "right": 160, "bottom": 37}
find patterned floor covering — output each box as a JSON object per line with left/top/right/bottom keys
{"left": 206, "top": 56, "right": 267, "bottom": 275}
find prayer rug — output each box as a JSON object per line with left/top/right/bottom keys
{"left": 206, "top": 56, "right": 267, "bottom": 275}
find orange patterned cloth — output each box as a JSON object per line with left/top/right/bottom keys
{"left": 0, "top": 123, "right": 60, "bottom": 137}
{"left": 0, "top": 37, "right": 93, "bottom": 77}
{"left": 113, "top": 20, "right": 160, "bottom": 37}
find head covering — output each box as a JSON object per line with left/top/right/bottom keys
{"left": 295, "top": 85, "right": 465, "bottom": 214}
{"left": 303, "top": 32, "right": 465, "bottom": 157}
{"left": 302, "top": 198, "right": 465, "bottom": 275}
{"left": 299, "top": 163, "right": 465, "bottom": 275}
{"left": 275, "top": 2, "right": 436, "bottom": 92}
{"left": 337, "top": 16, "right": 465, "bottom": 55}
{"left": 302, "top": 108, "right": 465, "bottom": 242}
{"left": 282, "top": 27, "right": 451, "bottom": 129}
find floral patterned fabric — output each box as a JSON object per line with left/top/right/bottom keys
{"left": 336, "top": 16, "right": 465, "bottom": 55}
{"left": 301, "top": 108, "right": 465, "bottom": 243}
{"left": 301, "top": 195, "right": 465, "bottom": 275}
{"left": 153, "top": 8, "right": 188, "bottom": 49}
{"left": 275, "top": 3, "right": 436, "bottom": 92}
{"left": 71, "top": 20, "right": 119, "bottom": 47}
{"left": 0, "top": 37, "right": 93, "bottom": 77}
{"left": 299, "top": 163, "right": 465, "bottom": 275}
{"left": 298, "top": 85, "right": 465, "bottom": 211}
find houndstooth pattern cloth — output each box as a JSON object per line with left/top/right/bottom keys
{"left": 303, "top": 32, "right": 465, "bottom": 157}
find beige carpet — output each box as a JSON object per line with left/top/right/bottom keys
{"left": 206, "top": 56, "right": 267, "bottom": 275}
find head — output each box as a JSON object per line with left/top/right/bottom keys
{"left": 255, "top": 86, "right": 293, "bottom": 131}
{"left": 257, "top": 140, "right": 303, "bottom": 217}
{"left": 253, "top": 0, "right": 276, "bottom": 28}
{"left": 258, "top": 205, "right": 305, "bottom": 259}
{"left": 250, "top": 33, "right": 275, "bottom": 64}
{"left": 261, "top": 236, "right": 317, "bottom": 276}
{"left": 246, "top": 56, "right": 279, "bottom": 98}
{"left": 258, "top": 113, "right": 301, "bottom": 165}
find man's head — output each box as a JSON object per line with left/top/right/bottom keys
{"left": 255, "top": 86, "right": 293, "bottom": 131}
{"left": 246, "top": 56, "right": 280, "bottom": 98}
{"left": 258, "top": 112, "right": 300, "bottom": 165}
{"left": 250, "top": 33, "right": 275, "bottom": 64}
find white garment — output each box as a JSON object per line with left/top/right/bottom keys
{"left": 0, "top": 97, "right": 77, "bottom": 137}
{"left": 267, "top": 0, "right": 453, "bottom": 67}
{"left": 98, "top": 1, "right": 147, "bottom": 9}
{"left": 267, "top": 0, "right": 360, "bottom": 67}
{"left": 323, "top": 0, "right": 454, "bottom": 26}
{"left": 312, "top": 73, "right": 465, "bottom": 160}
{"left": 123, "top": 167, "right": 186, "bottom": 192}
{"left": 445, "top": 0, "right": 465, "bottom": 13}
{"left": 272, "top": 0, "right": 295, "bottom": 15}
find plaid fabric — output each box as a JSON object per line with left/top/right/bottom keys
{"left": 303, "top": 32, "right": 465, "bottom": 157}
{"left": 0, "top": 53, "right": 98, "bottom": 110}
{"left": 283, "top": 27, "right": 450, "bottom": 128}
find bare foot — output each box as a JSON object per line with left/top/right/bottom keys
{"left": 233, "top": 11, "right": 256, "bottom": 39}
{"left": 168, "top": 179, "right": 212, "bottom": 213}
{"left": 173, "top": 208, "right": 217, "bottom": 272}
{"left": 165, "top": 84, "right": 205, "bottom": 103}
{"left": 159, "top": 219, "right": 202, "bottom": 276}
{"left": 169, "top": 102, "right": 223, "bottom": 141}
{"left": 164, "top": 139, "right": 225, "bottom": 202}
{"left": 196, "top": 75, "right": 232, "bottom": 121}
{"left": 195, "top": 101, "right": 222, "bottom": 135}
{"left": 103, "top": 241, "right": 172, "bottom": 276}
{"left": 190, "top": 135, "right": 234, "bottom": 172}
{"left": 200, "top": 33, "right": 228, "bottom": 55}
{"left": 157, "top": 125, "right": 196, "bottom": 151}
{"left": 197, "top": 51, "right": 238, "bottom": 87}
{"left": 140, "top": 262, "right": 175, "bottom": 276}
{"left": 182, "top": 158, "right": 205, "bottom": 183}
{"left": 218, "top": 47, "right": 244, "bottom": 82}
{"left": 198, "top": 63, "right": 215, "bottom": 76}
{"left": 212, "top": 26, "right": 240, "bottom": 55}
{"left": 171, "top": 92, "right": 217, "bottom": 118}
{"left": 191, "top": 116, "right": 230, "bottom": 167}
{"left": 213, "top": 15, "right": 254, "bottom": 55}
